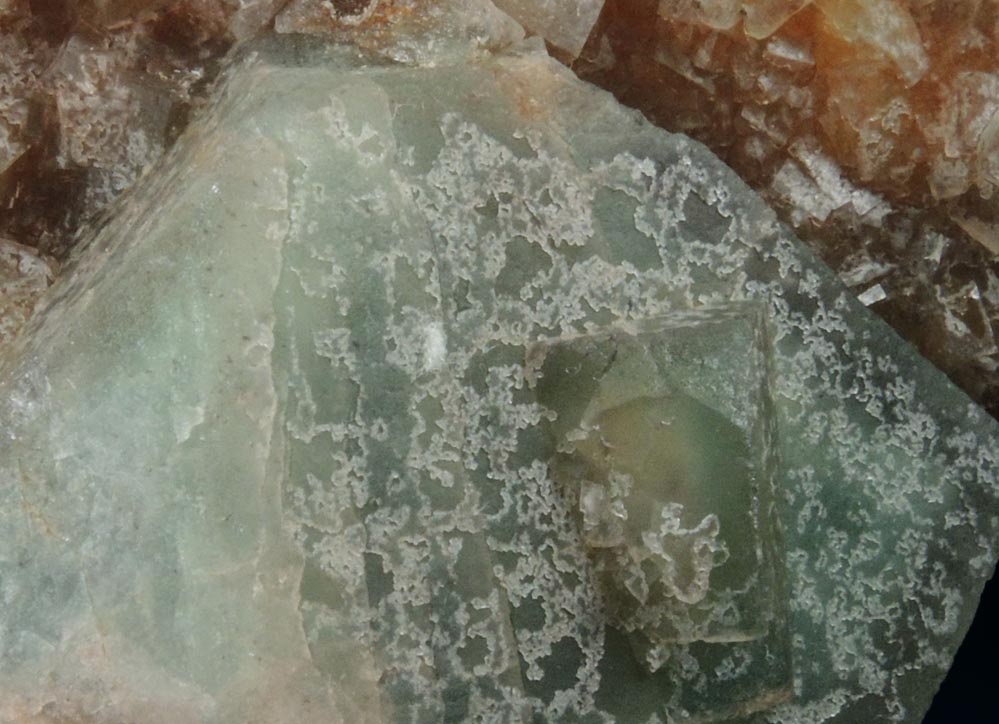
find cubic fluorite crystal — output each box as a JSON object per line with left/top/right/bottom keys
{"left": 0, "top": 25, "right": 997, "bottom": 724}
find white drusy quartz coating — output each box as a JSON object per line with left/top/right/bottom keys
{"left": 0, "top": 32, "right": 996, "bottom": 723}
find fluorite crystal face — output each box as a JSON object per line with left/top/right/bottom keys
{"left": 531, "top": 309, "right": 793, "bottom": 719}
{"left": 0, "top": 29, "right": 997, "bottom": 724}
{"left": 531, "top": 308, "right": 785, "bottom": 647}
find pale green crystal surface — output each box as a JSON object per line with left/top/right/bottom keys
{"left": 533, "top": 308, "right": 784, "bottom": 647}
{"left": 0, "top": 31, "right": 997, "bottom": 724}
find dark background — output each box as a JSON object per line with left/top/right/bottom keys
{"left": 923, "top": 569, "right": 999, "bottom": 722}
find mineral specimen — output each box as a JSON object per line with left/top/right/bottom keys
{"left": 1, "top": 20, "right": 997, "bottom": 723}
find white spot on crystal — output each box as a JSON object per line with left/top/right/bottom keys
{"left": 857, "top": 284, "right": 887, "bottom": 307}
{"left": 172, "top": 404, "right": 205, "bottom": 443}
{"left": 423, "top": 322, "right": 446, "bottom": 371}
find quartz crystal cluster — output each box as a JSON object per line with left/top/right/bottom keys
{"left": 1, "top": 14, "right": 998, "bottom": 721}
{"left": 585, "top": 0, "right": 999, "bottom": 204}
{"left": 577, "top": 0, "right": 999, "bottom": 417}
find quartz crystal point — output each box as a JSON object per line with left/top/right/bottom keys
{"left": 0, "top": 31, "right": 998, "bottom": 723}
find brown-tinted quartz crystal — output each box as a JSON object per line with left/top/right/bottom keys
{"left": 579, "top": 0, "right": 999, "bottom": 203}
{"left": 576, "top": 0, "right": 999, "bottom": 416}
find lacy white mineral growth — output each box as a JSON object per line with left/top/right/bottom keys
{"left": 0, "top": 8, "right": 997, "bottom": 724}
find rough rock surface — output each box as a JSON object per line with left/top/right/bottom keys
{"left": 0, "top": 32, "right": 997, "bottom": 723}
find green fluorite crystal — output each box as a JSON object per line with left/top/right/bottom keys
{"left": 0, "top": 32, "right": 996, "bottom": 724}
{"left": 533, "top": 309, "right": 785, "bottom": 644}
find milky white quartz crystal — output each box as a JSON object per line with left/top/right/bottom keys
{"left": 0, "top": 28, "right": 997, "bottom": 724}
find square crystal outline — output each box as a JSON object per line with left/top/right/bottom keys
{"left": 525, "top": 303, "right": 790, "bottom": 645}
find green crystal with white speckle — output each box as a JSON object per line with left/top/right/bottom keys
{"left": 0, "top": 30, "right": 996, "bottom": 724}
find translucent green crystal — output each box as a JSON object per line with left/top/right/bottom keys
{"left": 532, "top": 308, "right": 786, "bottom": 647}
{"left": 0, "top": 32, "right": 997, "bottom": 724}
{"left": 530, "top": 308, "right": 793, "bottom": 720}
